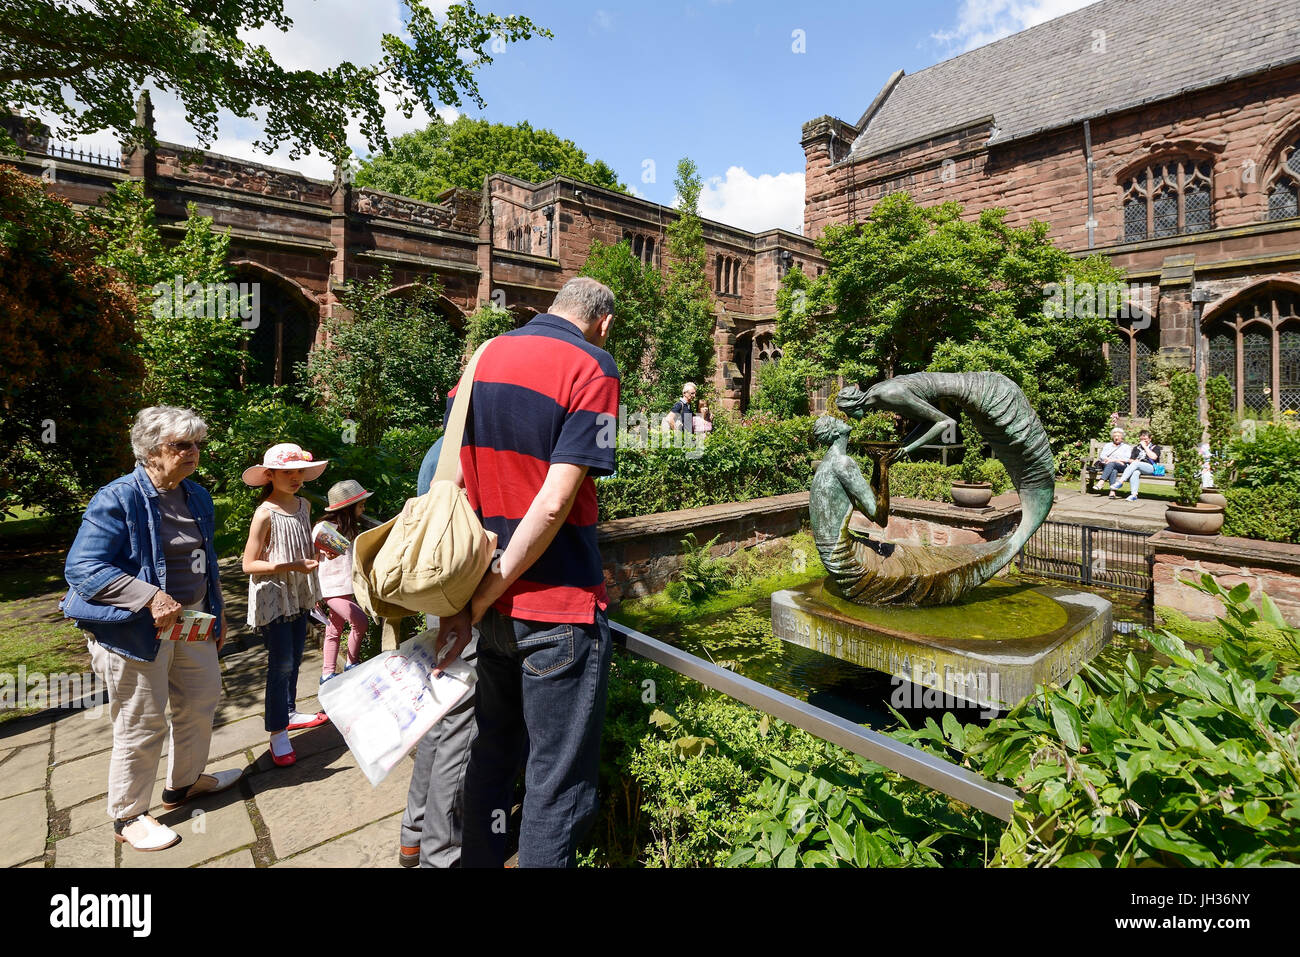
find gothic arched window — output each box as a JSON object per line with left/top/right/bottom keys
{"left": 1121, "top": 159, "right": 1214, "bottom": 243}
{"left": 1266, "top": 137, "right": 1300, "bottom": 221}
{"left": 1203, "top": 287, "right": 1300, "bottom": 417}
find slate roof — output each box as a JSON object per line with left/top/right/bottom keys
{"left": 848, "top": 0, "right": 1300, "bottom": 161}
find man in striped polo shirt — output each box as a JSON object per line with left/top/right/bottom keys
{"left": 437, "top": 277, "right": 619, "bottom": 867}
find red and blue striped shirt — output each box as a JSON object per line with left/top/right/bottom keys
{"left": 446, "top": 313, "right": 620, "bottom": 624}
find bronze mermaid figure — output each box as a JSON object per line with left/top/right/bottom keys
{"left": 812, "top": 372, "right": 1055, "bottom": 606}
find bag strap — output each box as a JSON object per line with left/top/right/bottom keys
{"left": 433, "top": 339, "right": 493, "bottom": 485}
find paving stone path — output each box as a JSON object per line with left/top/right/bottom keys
{"left": 1, "top": 558, "right": 411, "bottom": 869}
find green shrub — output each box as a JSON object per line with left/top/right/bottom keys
{"left": 597, "top": 415, "right": 820, "bottom": 520}
{"left": 1227, "top": 421, "right": 1300, "bottom": 489}
{"left": 882, "top": 460, "right": 1012, "bottom": 503}
{"left": 1222, "top": 483, "right": 1300, "bottom": 543}
{"left": 751, "top": 357, "right": 818, "bottom": 418}
{"left": 958, "top": 413, "right": 985, "bottom": 484}
{"left": 1205, "top": 374, "right": 1234, "bottom": 486}
{"left": 1169, "top": 369, "right": 1202, "bottom": 506}
{"left": 667, "top": 533, "right": 731, "bottom": 602}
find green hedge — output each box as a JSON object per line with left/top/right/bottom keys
{"left": 597, "top": 415, "right": 822, "bottom": 520}
{"left": 1223, "top": 484, "right": 1300, "bottom": 544}
{"left": 873, "top": 460, "right": 1012, "bottom": 504}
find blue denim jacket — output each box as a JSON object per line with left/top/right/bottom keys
{"left": 62, "top": 465, "right": 224, "bottom": 661}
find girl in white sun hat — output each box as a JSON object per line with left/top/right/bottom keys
{"left": 312, "top": 479, "right": 373, "bottom": 684}
{"left": 240, "top": 442, "right": 330, "bottom": 768}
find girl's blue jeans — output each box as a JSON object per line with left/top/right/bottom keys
{"left": 262, "top": 612, "right": 308, "bottom": 732}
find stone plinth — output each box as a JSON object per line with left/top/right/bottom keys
{"left": 771, "top": 581, "right": 1112, "bottom": 711}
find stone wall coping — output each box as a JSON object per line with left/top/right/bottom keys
{"left": 353, "top": 249, "right": 480, "bottom": 275}
{"left": 164, "top": 180, "right": 333, "bottom": 217}
{"left": 1149, "top": 529, "right": 1300, "bottom": 573}
{"left": 157, "top": 220, "right": 334, "bottom": 253}
{"left": 597, "top": 489, "right": 1023, "bottom": 544}
{"left": 598, "top": 492, "right": 809, "bottom": 543}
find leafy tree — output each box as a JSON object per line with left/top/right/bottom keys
{"left": 777, "top": 193, "right": 1123, "bottom": 450}
{"left": 0, "top": 1, "right": 547, "bottom": 163}
{"left": 0, "top": 165, "right": 143, "bottom": 515}
{"left": 657, "top": 158, "right": 716, "bottom": 407}
{"left": 298, "top": 269, "right": 462, "bottom": 447}
{"left": 578, "top": 238, "right": 664, "bottom": 412}
{"left": 356, "top": 116, "right": 624, "bottom": 200}
{"left": 751, "top": 355, "right": 817, "bottom": 418}
{"left": 88, "top": 182, "right": 250, "bottom": 435}
{"left": 462, "top": 301, "right": 515, "bottom": 358}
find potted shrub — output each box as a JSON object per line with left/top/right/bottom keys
{"left": 951, "top": 413, "right": 993, "bottom": 508}
{"left": 1166, "top": 369, "right": 1223, "bottom": 535}
{"left": 1200, "top": 373, "right": 1233, "bottom": 505}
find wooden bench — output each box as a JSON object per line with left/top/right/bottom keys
{"left": 1079, "top": 439, "right": 1177, "bottom": 494}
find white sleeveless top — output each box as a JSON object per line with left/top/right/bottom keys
{"left": 247, "top": 498, "right": 321, "bottom": 627}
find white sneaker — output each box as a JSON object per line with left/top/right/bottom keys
{"left": 115, "top": 814, "right": 181, "bottom": 852}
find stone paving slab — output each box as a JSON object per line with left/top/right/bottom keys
{"left": 273, "top": 812, "right": 403, "bottom": 868}
{"left": 0, "top": 743, "right": 50, "bottom": 799}
{"left": 0, "top": 719, "right": 53, "bottom": 751}
{"left": 213, "top": 693, "right": 266, "bottom": 728}
{"left": 52, "top": 707, "right": 116, "bottom": 762}
{"left": 208, "top": 714, "right": 270, "bottom": 762}
{"left": 0, "top": 790, "right": 48, "bottom": 867}
{"left": 251, "top": 745, "right": 412, "bottom": 860}
{"left": 201, "top": 848, "right": 255, "bottom": 868}
{"left": 55, "top": 820, "right": 116, "bottom": 868}
{"left": 51, "top": 747, "right": 113, "bottom": 810}
{"left": 121, "top": 758, "right": 256, "bottom": 869}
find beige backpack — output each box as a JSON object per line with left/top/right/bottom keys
{"left": 352, "top": 342, "right": 498, "bottom": 619}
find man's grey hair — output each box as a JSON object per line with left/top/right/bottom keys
{"left": 550, "top": 277, "right": 614, "bottom": 324}
{"left": 131, "top": 406, "right": 209, "bottom": 464}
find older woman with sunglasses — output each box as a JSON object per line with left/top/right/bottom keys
{"left": 63, "top": 406, "right": 241, "bottom": 852}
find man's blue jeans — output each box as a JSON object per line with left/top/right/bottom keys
{"left": 461, "top": 606, "right": 612, "bottom": 868}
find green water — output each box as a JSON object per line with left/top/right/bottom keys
{"left": 635, "top": 572, "right": 1157, "bottom": 729}
{"left": 818, "top": 579, "right": 1069, "bottom": 640}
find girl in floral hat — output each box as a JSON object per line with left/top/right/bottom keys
{"left": 312, "top": 479, "right": 373, "bottom": 684}
{"left": 241, "top": 442, "right": 331, "bottom": 768}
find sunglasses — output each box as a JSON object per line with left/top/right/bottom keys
{"left": 163, "top": 440, "right": 207, "bottom": 452}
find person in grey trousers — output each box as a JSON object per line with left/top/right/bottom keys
{"left": 398, "top": 437, "right": 479, "bottom": 867}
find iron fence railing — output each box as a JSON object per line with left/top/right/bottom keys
{"left": 1018, "top": 520, "right": 1152, "bottom": 595}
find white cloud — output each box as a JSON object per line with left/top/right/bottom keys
{"left": 932, "top": 0, "right": 1100, "bottom": 52}
{"left": 591, "top": 9, "right": 615, "bottom": 32}
{"left": 696, "top": 166, "right": 805, "bottom": 234}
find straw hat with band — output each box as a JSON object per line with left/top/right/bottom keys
{"left": 324, "top": 479, "right": 373, "bottom": 512}
{"left": 241, "top": 443, "right": 329, "bottom": 487}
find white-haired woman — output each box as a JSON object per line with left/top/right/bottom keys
{"left": 63, "top": 406, "right": 241, "bottom": 852}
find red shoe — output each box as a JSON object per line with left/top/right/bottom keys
{"left": 287, "top": 711, "right": 329, "bottom": 731}
{"left": 272, "top": 747, "right": 297, "bottom": 768}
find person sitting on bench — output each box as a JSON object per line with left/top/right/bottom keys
{"left": 1110, "top": 430, "right": 1161, "bottom": 501}
{"left": 1092, "top": 427, "right": 1130, "bottom": 490}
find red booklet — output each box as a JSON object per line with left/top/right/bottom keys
{"left": 158, "top": 611, "right": 216, "bottom": 642}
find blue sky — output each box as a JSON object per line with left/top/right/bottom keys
{"left": 60, "top": 0, "right": 1099, "bottom": 232}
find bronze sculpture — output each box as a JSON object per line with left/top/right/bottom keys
{"left": 812, "top": 372, "right": 1055, "bottom": 606}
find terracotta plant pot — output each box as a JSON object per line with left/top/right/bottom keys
{"left": 951, "top": 481, "right": 993, "bottom": 508}
{"left": 1165, "top": 502, "right": 1224, "bottom": 536}
{"left": 1198, "top": 488, "right": 1227, "bottom": 508}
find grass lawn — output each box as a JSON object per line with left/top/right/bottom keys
{"left": 1055, "top": 479, "right": 1179, "bottom": 502}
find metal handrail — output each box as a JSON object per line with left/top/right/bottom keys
{"left": 306, "top": 487, "right": 1020, "bottom": 821}
{"left": 610, "top": 620, "right": 1020, "bottom": 822}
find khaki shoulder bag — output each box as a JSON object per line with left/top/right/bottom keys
{"left": 352, "top": 341, "right": 499, "bottom": 620}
